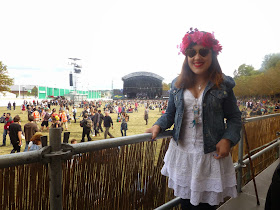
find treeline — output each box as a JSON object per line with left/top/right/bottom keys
{"left": 233, "top": 53, "right": 280, "bottom": 98}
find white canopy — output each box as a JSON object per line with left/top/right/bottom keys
{"left": 0, "top": 91, "right": 17, "bottom": 98}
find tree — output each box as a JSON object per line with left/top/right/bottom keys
{"left": 233, "top": 64, "right": 259, "bottom": 79}
{"left": 162, "top": 82, "right": 171, "bottom": 91}
{"left": 260, "top": 53, "right": 280, "bottom": 71}
{"left": 0, "top": 61, "right": 14, "bottom": 92}
{"left": 31, "top": 86, "right": 38, "bottom": 97}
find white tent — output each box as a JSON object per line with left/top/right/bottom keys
{"left": 0, "top": 91, "right": 17, "bottom": 98}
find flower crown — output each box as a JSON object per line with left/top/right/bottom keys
{"left": 178, "top": 28, "right": 222, "bottom": 56}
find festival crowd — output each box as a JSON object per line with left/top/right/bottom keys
{"left": 1, "top": 98, "right": 169, "bottom": 154}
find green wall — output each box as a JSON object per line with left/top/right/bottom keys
{"left": 38, "top": 86, "right": 101, "bottom": 100}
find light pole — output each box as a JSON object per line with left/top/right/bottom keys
{"left": 22, "top": 86, "right": 25, "bottom": 99}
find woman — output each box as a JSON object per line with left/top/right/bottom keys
{"left": 120, "top": 112, "right": 128, "bottom": 136}
{"left": 146, "top": 28, "right": 242, "bottom": 209}
{"left": 27, "top": 133, "right": 43, "bottom": 151}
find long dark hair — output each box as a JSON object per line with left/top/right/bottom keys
{"left": 175, "top": 52, "right": 223, "bottom": 89}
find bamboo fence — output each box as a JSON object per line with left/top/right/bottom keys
{"left": 231, "top": 115, "right": 280, "bottom": 185}
{"left": 0, "top": 138, "right": 178, "bottom": 210}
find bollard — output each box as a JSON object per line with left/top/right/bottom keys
{"left": 49, "top": 128, "right": 62, "bottom": 210}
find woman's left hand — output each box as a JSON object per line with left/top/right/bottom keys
{"left": 214, "top": 139, "right": 231, "bottom": 159}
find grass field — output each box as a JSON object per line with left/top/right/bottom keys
{"left": 0, "top": 104, "right": 163, "bottom": 155}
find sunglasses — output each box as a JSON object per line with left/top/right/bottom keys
{"left": 185, "top": 48, "right": 210, "bottom": 58}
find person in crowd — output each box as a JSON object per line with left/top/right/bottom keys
{"left": 32, "top": 108, "right": 40, "bottom": 124}
{"left": 146, "top": 28, "right": 242, "bottom": 209}
{"left": 144, "top": 106, "right": 149, "bottom": 125}
{"left": 80, "top": 113, "right": 92, "bottom": 142}
{"left": 27, "top": 106, "right": 33, "bottom": 118}
{"left": 118, "top": 105, "right": 122, "bottom": 117}
{"left": 9, "top": 115, "right": 22, "bottom": 153}
{"left": 103, "top": 111, "right": 114, "bottom": 139}
{"left": 27, "top": 133, "right": 43, "bottom": 151}
{"left": 71, "top": 139, "right": 77, "bottom": 144}
{"left": 81, "top": 107, "right": 88, "bottom": 118}
{"left": 13, "top": 101, "right": 16, "bottom": 110}
{"left": 256, "top": 107, "right": 263, "bottom": 116}
{"left": 0, "top": 113, "right": 5, "bottom": 123}
{"left": 66, "top": 107, "right": 71, "bottom": 124}
{"left": 51, "top": 115, "right": 62, "bottom": 129}
{"left": 23, "top": 115, "right": 39, "bottom": 151}
{"left": 134, "top": 102, "right": 138, "bottom": 112}
{"left": 72, "top": 106, "right": 77, "bottom": 123}
{"left": 1, "top": 113, "right": 13, "bottom": 146}
{"left": 51, "top": 108, "right": 59, "bottom": 119}
{"left": 7, "top": 102, "right": 11, "bottom": 110}
{"left": 41, "top": 108, "right": 50, "bottom": 131}
{"left": 267, "top": 103, "right": 274, "bottom": 114}
{"left": 274, "top": 103, "right": 280, "bottom": 113}
{"left": 21, "top": 104, "right": 26, "bottom": 111}
{"left": 120, "top": 112, "right": 128, "bottom": 136}
{"left": 241, "top": 108, "right": 249, "bottom": 118}
{"left": 98, "top": 110, "right": 104, "bottom": 133}
{"left": 60, "top": 109, "right": 68, "bottom": 131}
{"left": 91, "top": 108, "right": 100, "bottom": 137}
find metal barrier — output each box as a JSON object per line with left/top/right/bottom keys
{"left": 0, "top": 114, "right": 280, "bottom": 209}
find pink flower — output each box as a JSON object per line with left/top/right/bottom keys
{"left": 201, "top": 33, "right": 214, "bottom": 48}
{"left": 180, "top": 34, "right": 191, "bottom": 54}
{"left": 213, "top": 43, "right": 222, "bottom": 54}
{"left": 190, "top": 31, "right": 204, "bottom": 44}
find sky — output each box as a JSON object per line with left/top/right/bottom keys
{"left": 1, "top": 0, "right": 280, "bottom": 90}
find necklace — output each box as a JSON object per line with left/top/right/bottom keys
{"left": 191, "top": 98, "right": 200, "bottom": 127}
{"left": 197, "top": 81, "right": 208, "bottom": 91}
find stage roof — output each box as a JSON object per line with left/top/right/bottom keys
{"left": 122, "top": 71, "right": 164, "bottom": 81}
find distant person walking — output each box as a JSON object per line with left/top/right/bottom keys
{"left": 91, "top": 108, "right": 100, "bottom": 136}
{"left": 1, "top": 113, "right": 13, "bottom": 146}
{"left": 144, "top": 107, "right": 149, "bottom": 125}
{"left": 7, "top": 102, "right": 11, "bottom": 110}
{"left": 13, "top": 102, "right": 16, "bottom": 110}
{"left": 32, "top": 108, "right": 40, "bottom": 124}
{"left": 103, "top": 111, "right": 114, "bottom": 139}
{"left": 72, "top": 106, "right": 77, "bottom": 123}
{"left": 98, "top": 110, "right": 104, "bottom": 133}
{"left": 80, "top": 113, "right": 92, "bottom": 142}
{"left": 9, "top": 115, "right": 22, "bottom": 153}
{"left": 23, "top": 115, "right": 39, "bottom": 151}
{"left": 41, "top": 108, "right": 50, "bottom": 131}
{"left": 120, "top": 112, "right": 128, "bottom": 136}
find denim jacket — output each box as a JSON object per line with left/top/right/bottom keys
{"left": 154, "top": 75, "right": 242, "bottom": 154}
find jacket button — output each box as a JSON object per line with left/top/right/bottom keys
{"left": 203, "top": 103, "right": 206, "bottom": 107}
{"left": 206, "top": 134, "right": 209, "bottom": 137}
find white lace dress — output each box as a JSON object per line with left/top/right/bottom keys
{"left": 161, "top": 89, "right": 237, "bottom": 206}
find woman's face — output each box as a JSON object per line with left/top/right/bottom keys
{"left": 187, "top": 44, "right": 212, "bottom": 77}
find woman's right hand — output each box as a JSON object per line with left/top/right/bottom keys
{"left": 145, "top": 125, "right": 161, "bottom": 140}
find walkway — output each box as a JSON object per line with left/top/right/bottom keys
{"left": 218, "top": 159, "right": 279, "bottom": 210}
